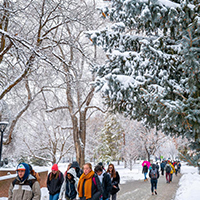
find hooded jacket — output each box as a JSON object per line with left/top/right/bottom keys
{"left": 70, "top": 161, "right": 83, "bottom": 178}
{"left": 59, "top": 168, "right": 79, "bottom": 200}
{"left": 8, "top": 163, "right": 41, "bottom": 200}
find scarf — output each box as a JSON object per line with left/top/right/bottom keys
{"left": 78, "top": 170, "right": 95, "bottom": 199}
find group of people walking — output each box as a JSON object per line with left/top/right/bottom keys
{"left": 142, "top": 160, "right": 181, "bottom": 195}
{"left": 8, "top": 161, "right": 120, "bottom": 200}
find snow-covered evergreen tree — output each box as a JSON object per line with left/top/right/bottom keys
{"left": 97, "top": 114, "right": 124, "bottom": 163}
{"left": 87, "top": 0, "right": 200, "bottom": 161}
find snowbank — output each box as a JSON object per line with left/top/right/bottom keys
{"left": 174, "top": 163, "right": 200, "bottom": 200}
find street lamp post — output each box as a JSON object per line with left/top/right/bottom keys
{"left": 0, "top": 122, "right": 8, "bottom": 166}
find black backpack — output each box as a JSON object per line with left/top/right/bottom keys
{"left": 166, "top": 166, "right": 171, "bottom": 173}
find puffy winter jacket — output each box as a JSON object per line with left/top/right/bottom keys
{"left": 47, "top": 170, "right": 64, "bottom": 195}
{"left": 8, "top": 175, "right": 41, "bottom": 200}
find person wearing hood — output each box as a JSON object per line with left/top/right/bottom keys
{"left": 94, "top": 165, "right": 112, "bottom": 200}
{"left": 8, "top": 162, "right": 41, "bottom": 200}
{"left": 59, "top": 168, "right": 79, "bottom": 200}
{"left": 47, "top": 163, "right": 64, "bottom": 200}
{"left": 98, "top": 162, "right": 106, "bottom": 172}
{"left": 149, "top": 163, "right": 159, "bottom": 195}
{"left": 70, "top": 161, "right": 83, "bottom": 178}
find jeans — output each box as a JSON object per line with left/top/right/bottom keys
{"left": 170, "top": 173, "right": 173, "bottom": 182}
{"left": 150, "top": 179, "right": 157, "bottom": 193}
{"left": 144, "top": 172, "right": 148, "bottom": 180}
{"left": 49, "top": 193, "right": 59, "bottom": 200}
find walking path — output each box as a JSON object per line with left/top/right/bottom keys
{"left": 117, "top": 173, "right": 181, "bottom": 200}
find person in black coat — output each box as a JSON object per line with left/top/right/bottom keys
{"left": 107, "top": 164, "right": 120, "bottom": 200}
{"left": 149, "top": 164, "right": 159, "bottom": 195}
{"left": 94, "top": 165, "right": 112, "bottom": 200}
{"left": 47, "top": 164, "right": 64, "bottom": 200}
{"left": 142, "top": 163, "right": 148, "bottom": 181}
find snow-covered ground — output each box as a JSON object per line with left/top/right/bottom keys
{"left": 1, "top": 161, "right": 200, "bottom": 200}
{"left": 174, "top": 163, "right": 200, "bottom": 200}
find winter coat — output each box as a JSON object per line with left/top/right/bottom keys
{"left": 142, "top": 165, "right": 148, "bottom": 173}
{"left": 59, "top": 168, "right": 79, "bottom": 200}
{"left": 8, "top": 174, "right": 41, "bottom": 200}
{"left": 177, "top": 163, "right": 181, "bottom": 169}
{"left": 156, "top": 164, "right": 159, "bottom": 170}
{"left": 169, "top": 163, "right": 175, "bottom": 174}
{"left": 149, "top": 164, "right": 159, "bottom": 180}
{"left": 160, "top": 162, "right": 166, "bottom": 170}
{"left": 47, "top": 170, "right": 64, "bottom": 195}
{"left": 79, "top": 172, "right": 103, "bottom": 200}
{"left": 110, "top": 171, "right": 120, "bottom": 195}
{"left": 100, "top": 172, "right": 112, "bottom": 200}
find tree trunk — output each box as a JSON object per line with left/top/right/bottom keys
{"left": 72, "top": 111, "right": 86, "bottom": 168}
{"left": 148, "top": 153, "right": 150, "bottom": 162}
{"left": 124, "top": 160, "right": 127, "bottom": 168}
{"left": 130, "top": 159, "right": 132, "bottom": 171}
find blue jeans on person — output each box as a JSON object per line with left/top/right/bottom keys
{"left": 151, "top": 179, "right": 157, "bottom": 193}
{"left": 170, "top": 173, "right": 173, "bottom": 182}
{"left": 49, "top": 193, "right": 59, "bottom": 200}
{"left": 144, "top": 172, "right": 148, "bottom": 180}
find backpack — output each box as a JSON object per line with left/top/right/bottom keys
{"left": 150, "top": 169, "right": 158, "bottom": 179}
{"left": 92, "top": 176, "right": 97, "bottom": 187}
{"left": 50, "top": 171, "right": 62, "bottom": 181}
{"left": 12, "top": 178, "right": 35, "bottom": 188}
{"left": 166, "top": 165, "right": 171, "bottom": 173}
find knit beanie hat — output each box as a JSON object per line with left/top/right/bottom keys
{"left": 52, "top": 163, "right": 58, "bottom": 171}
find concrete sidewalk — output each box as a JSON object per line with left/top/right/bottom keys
{"left": 117, "top": 173, "right": 181, "bottom": 200}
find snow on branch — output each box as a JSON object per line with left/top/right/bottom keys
{"left": 46, "top": 106, "right": 70, "bottom": 113}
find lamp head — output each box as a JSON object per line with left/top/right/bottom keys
{"left": 0, "top": 122, "right": 8, "bottom": 133}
